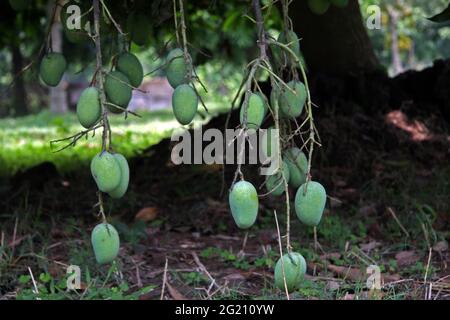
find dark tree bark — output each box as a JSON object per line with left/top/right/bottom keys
{"left": 290, "top": 0, "right": 380, "bottom": 75}
{"left": 10, "top": 44, "right": 28, "bottom": 116}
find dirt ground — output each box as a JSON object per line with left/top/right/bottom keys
{"left": 1, "top": 60, "right": 449, "bottom": 299}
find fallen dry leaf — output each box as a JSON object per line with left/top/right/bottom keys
{"left": 327, "top": 280, "right": 340, "bottom": 291}
{"left": 358, "top": 204, "right": 377, "bottom": 216}
{"left": 360, "top": 241, "right": 382, "bottom": 252}
{"left": 135, "top": 207, "right": 159, "bottom": 222}
{"left": 166, "top": 282, "right": 188, "bottom": 300}
{"left": 395, "top": 250, "right": 420, "bottom": 267}
{"left": 433, "top": 241, "right": 448, "bottom": 253}
{"left": 223, "top": 273, "right": 247, "bottom": 281}
{"left": 327, "top": 264, "right": 365, "bottom": 282}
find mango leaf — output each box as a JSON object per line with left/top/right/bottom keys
{"left": 428, "top": 4, "right": 450, "bottom": 22}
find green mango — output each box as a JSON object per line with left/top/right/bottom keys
{"left": 229, "top": 180, "right": 259, "bottom": 229}
{"left": 272, "top": 31, "right": 301, "bottom": 67}
{"left": 166, "top": 48, "right": 187, "bottom": 89}
{"left": 274, "top": 252, "right": 306, "bottom": 292}
{"left": 295, "top": 181, "right": 326, "bottom": 226}
{"left": 90, "top": 151, "right": 122, "bottom": 192}
{"left": 60, "top": 1, "right": 90, "bottom": 44}
{"left": 256, "top": 92, "right": 269, "bottom": 117}
{"left": 265, "top": 160, "right": 290, "bottom": 196}
{"left": 172, "top": 84, "right": 198, "bottom": 125}
{"left": 108, "top": 154, "right": 130, "bottom": 199}
{"left": 39, "top": 53, "right": 67, "bottom": 87}
{"left": 76, "top": 87, "right": 101, "bottom": 129}
{"left": 240, "top": 93, "right": 265, "bottom": 130}
{"left": 127, "top": 11, "right": 151, "bottom": 46}
{"left": 91, "top": 223, "right": 120, "bottom": 264}
{"left": 284, "top": 147, "right": 308, "bottom": 188}
{"left": 308, "top": 0, "right": 331, "bottom": 15}
{"left": 104, "top": 71, "right": 132, "bottom": 113}
{"left": 279, "top": 80, "right": 306, "bottom": 118}
{"left": 116, "top": 52, "right": 144, "bottom": 88}
{"left": 9, "top": 0, "right": 30, "bottom": 11}
{"left": 330, "top": 0, "right": 349, "bottom": 8}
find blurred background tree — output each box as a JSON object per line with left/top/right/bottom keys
{"left": 0, "top": 0, "right": 449, "bottom": 117}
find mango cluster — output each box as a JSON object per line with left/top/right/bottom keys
{"left": 166, "top": 49, "right": 199, "bottom": 125}
{"left": 105, "top": 52, "right": 144, "bottom": 114}
{"left": 91, "top": 151, "right": 130, "bottom": 199}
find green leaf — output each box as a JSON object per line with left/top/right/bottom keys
{"left": 19, "top": 275, "right": 31, "bottom": 284}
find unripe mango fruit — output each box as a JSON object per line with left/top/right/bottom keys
{"left": 108, "top": 154, "right": 130, "bottom": 199}
{"left": 166, "top": 48, "right": 187, "bottom": 89}
{"left": 104, "top": 71, "right": 132, "bottom": 113}
{"left": 240, "top": 93, "right": 265, "bottom": 130}
{"left": 91, "top": 223, "right": 120, "bottom": 264}
{"left": 39, "top": 53, "right": 67, "bottom": 87}
{"left": 279, "top": 80, "right": 306, "bottom": 118}
{"left": 9, "top": 0, "right": 30, "bottom": 11}
{"left": 308, "top": 0, "right": 331, "bottom": 15}
{"left": 116, "top": 52, "right": 144, "bottom": 88}
{"left": 229, "top": 181, "right": 259, "bottom": 229}
{"left": 330, "top": 0, "right": 349, "bottom": 8}
{"left": 274, "top": 252, "right": 306, "bottom": 292}
{"left": 295, "top": 181, "right": 326, "bottom": 226}
{"left": 265, "top": 160, "right": 290, "bottom": 196}
{"left": 284, "top": 147, "right": 308, "bottom": 188}
{"left": 172, "top": 84, "right": 198, "bottom": 125}
{"left": 76, "top": 87, "right": 101, "bottom": 129}
{"left": 272, "top": 31, "right": 300, "bottom": 67}
{"left": 91, "top": 151, "right": 122, "bottom": 192}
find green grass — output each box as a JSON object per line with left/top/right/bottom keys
{"left": 0, "top": 103, "right": 229, "bottom": 176}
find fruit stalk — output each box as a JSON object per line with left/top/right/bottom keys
{"left": 252, "top": 0, "right": 267, "bottom": 59}
{"left": 92, "top": 0, "right": 111, "bottom": 153}
{"left": 273, "top": 210, "right": 290, "bottom": 300}
{"left": 93, "top": 0, "right": 110, "bottom": 223}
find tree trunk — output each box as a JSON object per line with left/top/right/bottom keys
{"left": 387, "top": 5, "right": 403, "bottom": 76}
{"left": 290, "top": 0, "right": 380, "bottom": 75}
{"left": 10, "top": 44, "right": 28, "bottom": 116}
{"left": 49, "top": 1, "right": 68, "bottom": 114}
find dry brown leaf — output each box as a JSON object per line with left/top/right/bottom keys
{"left": 223, "top": 273, "right": 247, "bottom": 281}
{"left": 395, "top": 250, "right": 419, "bottom": 267}
{"left": 327, "top": 264, "right": 365, "bottom": 282}
{"left": 166, "top": 282, "right": 187, "bottom": 300}
{"left": 433, "top": 241, "right": 448, "bottom": 253}
{"left": 383, "top": 273, "right": 401, "bottom": 283}
{"left": 360, "top": 241, "right": 382, "bottom": 252}
{"left": 358, "top": 204, "right": 377, "bottom": 216}
{"left": 135, "top": 207, "right": 159, "bottom": 222}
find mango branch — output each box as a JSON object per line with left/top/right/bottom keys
{"left": 93, "top": 0, "right": 109, "bottom": 223}
{"left": 50, "top": 124, "right": 102, "bottom": 153}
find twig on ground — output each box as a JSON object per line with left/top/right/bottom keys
{"left": 160, "top": 257, "right": 168, "bottom": 300}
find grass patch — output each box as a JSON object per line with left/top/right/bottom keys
{"left": 0, "top": 103, "right": 228, "bottom": 176}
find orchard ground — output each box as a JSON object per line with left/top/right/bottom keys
{"left": 0, "top": 93, "right": 448, "bottom": 300}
